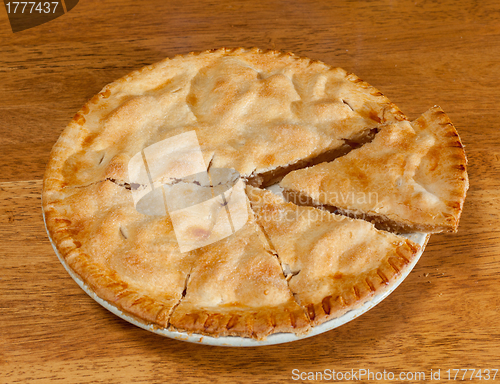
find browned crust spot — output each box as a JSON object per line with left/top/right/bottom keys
{"left": 169, "top": 306, "right": 310, "bottom": 340}
{"left": 73, "top": 113, "right": 86, "bottom": 126}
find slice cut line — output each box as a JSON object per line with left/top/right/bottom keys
{"left": 169, "top": 204, "right": 310, "bottom": 339}
{"left": 246, "top": 186, "right": 420, "bottom": 326}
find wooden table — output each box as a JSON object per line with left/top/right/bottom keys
{"left": 1, "top": 0, "right": 499, "bottom": 382}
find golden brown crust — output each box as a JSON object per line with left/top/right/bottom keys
{"left": 280, "top": 107, "right": 469, "bottom": 233}
{"left": 304, "top": 242, "right": 418, "bottom": 326}
{"left": 411, "top": 106, "right": 469, "bottom": 232}
{"left": 246, "top": 186, "right": 420, "bottom": 326}
{"left": 169, "top": 306, "right": 310, "bottom": 340}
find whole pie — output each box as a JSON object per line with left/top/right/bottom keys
{"left": 43, "top": 48, "right": 468, "bottom": 340}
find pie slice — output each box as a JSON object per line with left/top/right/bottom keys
{"left": 169, "top": 204, "right": 310, "bottom": 340}
{"left": 280, "top": 106, "right": 469, "bottom": 233}
{"left": 43, "top": 179, "right": 197, "bottom": 326}
{"left": 246, "top": 186, "right": 421, "bottom": 326}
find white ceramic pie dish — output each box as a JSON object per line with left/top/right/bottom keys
{"left": 43, "top": 197, "right": 429, "bottom": 347}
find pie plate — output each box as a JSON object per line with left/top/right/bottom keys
{"left": 43, "top": 194, "right": 429, "bottom": 347}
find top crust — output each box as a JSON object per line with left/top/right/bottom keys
{"left": 43, "top": 47, "right": 406, "bottom": 192}
{"left": 280, "top": 106, "right": 469, "bottom": 233}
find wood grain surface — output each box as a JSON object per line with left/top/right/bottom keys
{"left": 1, "top": 0, "right": 499, "bottom": 383}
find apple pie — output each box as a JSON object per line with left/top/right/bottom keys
{"left": 43, "top": 48, "right": 468, "bottom": 340}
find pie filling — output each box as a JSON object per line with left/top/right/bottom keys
{"left": 246, "top": 128, "right": 378, "bottom": 188}
{"left": 282, "top": 189, "right": 446, "bottom": 234}
{"left": 65, "top": 177, "right": 143, "bottom": 191}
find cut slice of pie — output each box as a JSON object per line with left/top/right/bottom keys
{"left": 246, "top": 186, "right": 421, "bottom": 326}
{"left": 169, "top": 204, "right": 310, "bottom": 339}
{"left": 280, "top": 106, "right": 469, "bottom": 233}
